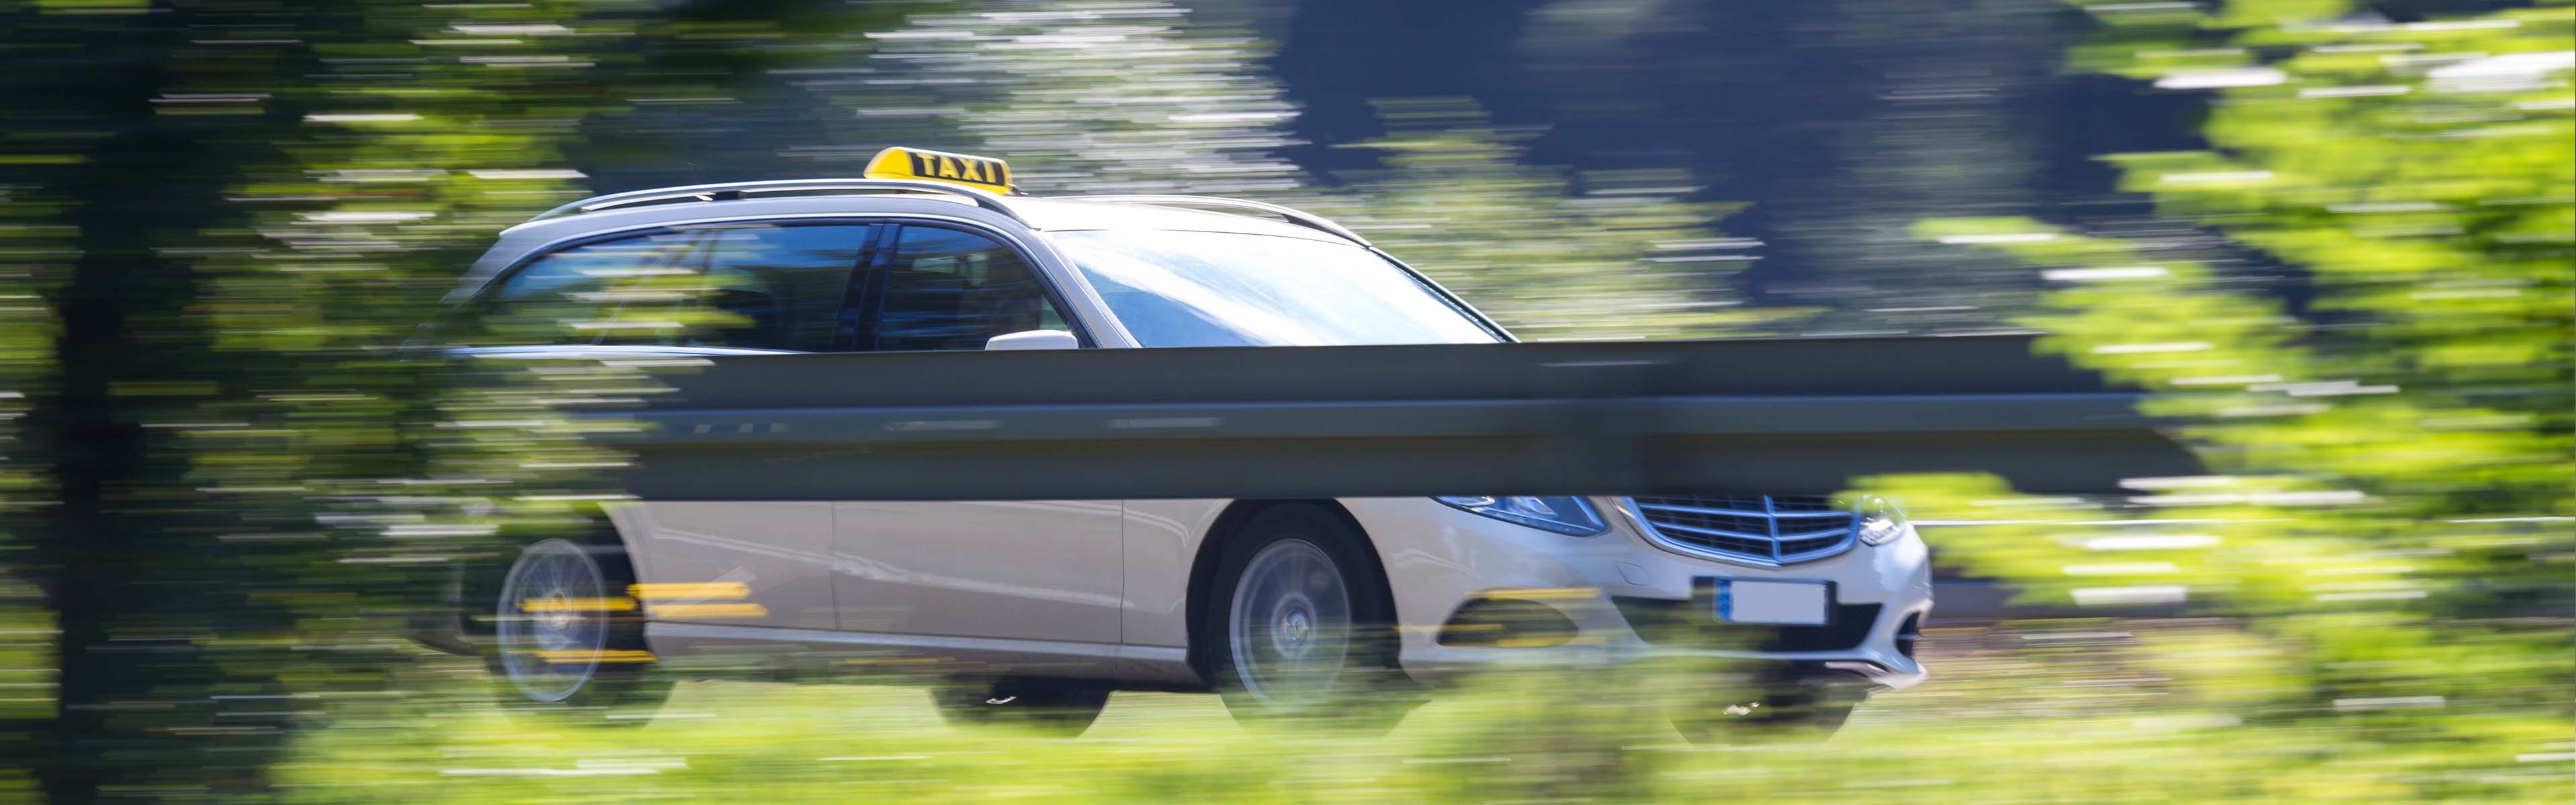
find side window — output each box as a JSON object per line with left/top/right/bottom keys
{"left": 472, "top": 224, "right": 873, "bottom": 351}
{"left": 472, "top": 231, "right": 701, "bottom": 346}
{"left": 865, "top": 225, "right": 1071, "bottom": 352}
{"left": 678, "top": 224, "right": 873, "bottom": 352}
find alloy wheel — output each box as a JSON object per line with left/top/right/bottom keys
{"left": 494, "top": 539, "right": 610, "bottom": 703}
{"left": 1225, "top": 538, "right": 1354, "bottom": 708}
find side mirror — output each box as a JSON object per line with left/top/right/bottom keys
{"left": 983, "top": 329, "right": 1080, "bottom": 351}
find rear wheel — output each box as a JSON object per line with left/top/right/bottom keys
{"left": 489, "top": 537, "right": 672, "bottom": 724}
{"left": 928, "top": 676, "right": 1112, "bottom": 737}
{"left": 1201, "top": 504, "right": 1419, "bottom": 731}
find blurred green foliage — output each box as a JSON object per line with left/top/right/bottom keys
{"left": 1914, "top": 0, "right": 2571, "bottom": 608}
{"left": 1324, "top": 100, "right": 1811, "bottom": 340}
{"left": 0, "top": 0, "right": 920, "bottom": 800}
{"left": 256, "top": 623, "right": 2563, "bottom": 802}
{"left": 1898, "top": 0, "right": 2573, "bottom": 797}
{"left": 848, "top": 1, "right": 1786, "bottom": 339}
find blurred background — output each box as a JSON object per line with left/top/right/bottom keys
{"left": 0, "top": 0, "right": 2569, "bottom": 801}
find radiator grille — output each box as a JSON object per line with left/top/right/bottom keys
{"left": 1627, "top": 494, "right": 1857, "bottom": 566}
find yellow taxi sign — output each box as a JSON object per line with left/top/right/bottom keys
{"left": 864, "top": 146, "right": 1013, "bottom": 194}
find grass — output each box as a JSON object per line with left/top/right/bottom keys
{"left": 264, "top": 621, "right": 2575, "bottom": 803}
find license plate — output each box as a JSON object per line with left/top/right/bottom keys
{"left": 1715, "top": 579, "right": 1829, "bottom": 625}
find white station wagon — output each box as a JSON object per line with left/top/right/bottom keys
{"left": 431, "top": 148, "right": 1933, "bottom": 741}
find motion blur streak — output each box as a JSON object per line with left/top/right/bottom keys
{"left": 0, "top": 0, "right": 2567, "bottom": 802}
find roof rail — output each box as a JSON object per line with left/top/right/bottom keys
{"left": 1053, "top": 195, "right": 1370, "bottom": 246}
{"left": 518, "top": 178, "right": 1026, "bottom": 227}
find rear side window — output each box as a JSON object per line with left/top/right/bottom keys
{"left": 469, "top": 223, "right": 873, "bottom": 352}
{"left": 473, "top": 231, "right": 701, "bottom": 347}
{"left": 863, "top": 225, "right": 1069, "bottom": 352}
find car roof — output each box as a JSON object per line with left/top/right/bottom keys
{"left": 448, "top": 191, "right": 1356, "bottom": 301}
{"left": 498, "top": 192, "right": 1347, "bottom": 244}
{"left": 1010, "top": 197, "right": 1350, "bottom": 241}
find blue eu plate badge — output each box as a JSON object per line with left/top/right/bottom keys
{"left": 1715, "top": 579, "right": 1830, "bottom": 625}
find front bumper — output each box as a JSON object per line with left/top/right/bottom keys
{"left": 1347, "top": 496, "right": 1934, "bottom": 690}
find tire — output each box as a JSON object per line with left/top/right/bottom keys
{"left": 928, "top": 676, "right": 1112, "bottom": 737}
{"left": 1200, "top": 504, "right": 1420, "bottom": 731}
{"left": 1668, "top": 686, "right": 1861, "bottom": 745}
{"left": 487, "top": 537, "right": 673, "bottom": 724}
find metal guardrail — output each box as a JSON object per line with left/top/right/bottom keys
{"left": 549, "top": 334, "right": 2202, "bottom": 501}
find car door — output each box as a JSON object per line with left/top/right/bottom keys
{"left": 831, "top": 223, "right": 1126, "bottom": 645}
{"left": 463, "top": 221, "right": 879, "bottom": 631}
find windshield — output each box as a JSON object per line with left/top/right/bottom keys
{"left": 1046, "top": 229, "right": 1501, "bottom": 347}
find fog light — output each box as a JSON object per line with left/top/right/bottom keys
{"left": 1437, "top": 598, "right": 1580, "bottom": 648}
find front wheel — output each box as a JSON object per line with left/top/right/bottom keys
{"left": 488, "top": 537, "right": 672, "bottom": 724}
{"left": 1201, "top": 504, "right": 1419, "bottom": 731}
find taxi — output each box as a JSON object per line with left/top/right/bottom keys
{"left": 437, "top": 148, "right": 1934, "bottom": 740}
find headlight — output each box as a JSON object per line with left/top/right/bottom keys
{"left": 1433, "top": 496, "right": 1607, "bottom": 536}
{"left": 1856, "top": 494, "right": 1910, "bottom": 545}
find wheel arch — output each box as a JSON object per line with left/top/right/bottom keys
{"left": 456, "top": 513, "right": 638, "bottom": 645}
{"left": 1181, "top": 498, "right": 1395, "bottom": 682}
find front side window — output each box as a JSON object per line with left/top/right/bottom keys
{"left": 863, "top": 225, "right": 1071, "bottom": 352}
{"left": 470, "top": 223, "right": 873, "bottom": 351}
{"left": 1045, "top": 229, "right": 1500, "bottom": 347}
